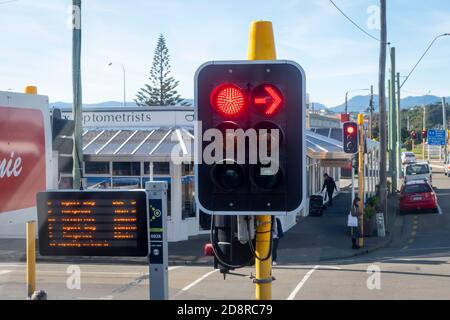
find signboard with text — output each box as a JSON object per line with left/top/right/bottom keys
{"left": 61, "top": 109, "right": 194, "bottom": 129}
{"left": 427, "top": 129, "right": 446, "bottom": 146}
{"left": 0, "top": 106, "right": 47, "bottom": 214}
{"left": 36, "top": 190, "right": 148, "bottom": 256}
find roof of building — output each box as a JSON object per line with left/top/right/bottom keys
{"left": 81, "top": 127, "right": 354, "bottom": 162}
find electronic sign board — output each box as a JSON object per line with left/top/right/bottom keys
{"left": 36, "top": 190, "right": 148, "bottom": 257}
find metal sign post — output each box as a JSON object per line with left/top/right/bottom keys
{"left": 146, "top": 181, "right": 169, "bottom": 300}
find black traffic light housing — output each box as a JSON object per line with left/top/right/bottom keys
{"left": 343, "top": 122, "right": 358, "bottom": 154}
{"left": 195, "top": 60, "right": 306, "bottom": 215}
{"left": 422, "top": 130, "right": 427, "bottom": 140}
{"left": 51, "top": 108, "right": 75, "bottom": 179}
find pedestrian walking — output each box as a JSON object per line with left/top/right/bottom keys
{"left": 348, "top": 197, "right": 362, "bottom": 250}
{"left": 272, "top": 217, "right": 284, "bottom": 266}
{"left": 321, "top": 173, "right": 338, "bottom": 207}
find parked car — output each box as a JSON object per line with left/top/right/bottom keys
{"left": 399, "top": 180, "right": 438, "bottom": 214}
{"left": 444, "top": 158, "right": 450, "bottom": 176}
{"left": 404, "top": 162, "right": 432, "bottom": 184}
{"left": 401, "top": 152, "right": 416, "bottom": 165}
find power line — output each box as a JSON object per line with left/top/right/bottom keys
{"left": 328, "top": 0, "right": 381, "bottom": 42}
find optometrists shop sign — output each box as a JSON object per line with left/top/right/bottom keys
{"left": 61, "top": 109, "right": 195, "bottom": 129}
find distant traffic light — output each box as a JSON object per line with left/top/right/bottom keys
{"left": 52, "top": 108, "right": 75, "bottom": 178}
{"left": 422, "top": 130, "right": 427, "bottom": 140}
{"left": 195, "top": 60, "right": 306, "bottom": 215}
{"left": 343, "top": 122, "right": 358, "bottom": 154}
{"left": 411, "top": 130, "right": 417, "bottom": 141}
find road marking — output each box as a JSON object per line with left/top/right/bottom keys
{"left": 0, "top": 264, "right": 25, "bottom": 268}
{"left": 402, "top": 246, "right": 410, "bottom": 250}
{"left": 0, "top": 270, "right": 12, "bottom": 276}
{"left": 287, "top": 266, "right": 319, "bottom": 300}
{"left": 169, "top": 266, "right": 183, "bottom": 271}
{"left": 180, "top": 269, "right": 219, "bottom": 292}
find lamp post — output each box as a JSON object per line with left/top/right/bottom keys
{"left": 401, "top": 33, "right": 450, "bottom": 89}
{"left": 108, "top": 62, "right": 126, "bottom": 107}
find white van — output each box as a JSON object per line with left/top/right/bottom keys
{"left": 404, "top": 162, "right": 432, "bottom": 185}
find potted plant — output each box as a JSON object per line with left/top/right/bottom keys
{"left": 363, "top": 197, "right": 379, "bottom": 237}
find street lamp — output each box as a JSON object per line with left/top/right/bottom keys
{"left": 108, "top": 62, "right": 126, "bottom": 107}
{"left": 345, "top": 88, "right": 371, "bottom": 114}
{"left": 401, "top": 33, "right": 450, "bottom": 89}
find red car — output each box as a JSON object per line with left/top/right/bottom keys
{"left": 399, "top": 180, "right": 438, "bottom": 214}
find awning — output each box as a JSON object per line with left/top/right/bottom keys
{"left": 82, "top": 127, "right": 193, "bottom": 162}
{"left": 81, "top": 127, "right": 353, "bottom": 162}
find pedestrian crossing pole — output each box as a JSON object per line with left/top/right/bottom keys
{"left": 248, "top": 20, "right": 275, "bottom": 301}
{"left": 358, "top": 114, "right": 365, "bottom": 247}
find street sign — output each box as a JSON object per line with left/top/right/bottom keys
{"left": 427, "top": 129, "right": 446, "bottom": 146}
{"left": 36, "top": 190, "right": 148, "bottom": 256}
{"left": 195, "top": 60, "right": 306, "bottom": 216}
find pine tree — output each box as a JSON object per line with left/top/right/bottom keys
{"left": 135, "top": 34, "right": 189, "bottom": 106}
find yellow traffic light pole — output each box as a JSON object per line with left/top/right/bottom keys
{"left": 358, "top": 114, "right": 365, "bottom": 248}
{"left": 26, "top": 221, "right": 36, "bottom": 298}
{"left": 248, "top": 21, "right": 275, "bottom": 300}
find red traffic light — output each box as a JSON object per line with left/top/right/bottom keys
{"left": 252, "top": 84, "right": 283, "bottom": 116}
{"left": 211, "top": 84, "right": 246, "bottom": 117}
{"left": 346, "top": 126, "right": 356, "bottom": 135}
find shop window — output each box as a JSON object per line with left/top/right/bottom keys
{"left": 182, "top": 175, "right": 195, "bottom": 219}
{"left": 182, "top": 163, "right": 194, "bottom": 176}
{"left": 113, "top": 162, "right": 141, "bottom": 176}
{"left": 112, "top": 177, "right": 140, "bottom": 189}
{"left": 85, "top": 161, "right": 110, "bottom": 175}
{"left": 144, "top": 162, "right": 170, "bottom": 175}
{"left": 86, "top": 177, "right": 111, "bottom": 189}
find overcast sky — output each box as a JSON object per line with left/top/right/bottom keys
{"left": 0, "top": 0, "right": 449, "bottom": 107}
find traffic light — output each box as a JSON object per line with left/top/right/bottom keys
{"left": 195, "top": 60, "right": 306, "bottom": 215}
{"left": 51, "top": 108, "right": 75, "bottom": 182}
{"left": 343, "top": 122, "right": 358, "bottom": 154}
{"left": 422, "top": 130, "right": 427, "bottom": 140}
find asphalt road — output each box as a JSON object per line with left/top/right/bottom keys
{"left": 1, "top": 163, "right": 450, "bottom": 300}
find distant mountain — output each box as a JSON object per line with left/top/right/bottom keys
{"left": 50, "top": 99, "right": 193, "bottom": 109}
{"left": 329, "top": 95, "right": 450, "bottom": 113}
{"left": 309, "top": 102, "right": 328, "bottom": 111}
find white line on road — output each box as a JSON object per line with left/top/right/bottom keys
{"left": 180, "top": 269, "right": 219, "bottom": 292}
{"left": 287, "top": 266, "right": 318, "bottom": 300}
{"left": 0, "top": 270, "right": 12, "bottom": 276}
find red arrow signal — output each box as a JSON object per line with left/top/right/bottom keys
{"left": 252, "top": 84, "right": 283, "bottom": 116}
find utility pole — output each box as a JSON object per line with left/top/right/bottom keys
{"left": 358, "top": 114, "right": 365, "bottom": 247}
{"left": 345, "top": 92, "right": 348, "bottom": 115}
{"left": 396, "top": 72, "right": 401, "bottom": 178}
{"left": 390, "top": 47, "right": 397, "bottom": 192}
{"left": 369, "top": 85, "right": 374, "bottom": 139}
{"left": 72, "top": 0, "right": 83, "bottom": 189}
{"left": 378, "top": 0, "right": 388, "bottom": 223}
{"left": 388, "top": 79, "right": 392, "bottom": 177}
{"left": 443, "top": 97, "right": 448, "bottom": 163}
{"left": 423, "top": 104, "right": 426, "bottom": 160}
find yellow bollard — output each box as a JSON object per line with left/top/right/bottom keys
{"left": 26, "top": 221, "right": 36, "bottom": 297}
{"left": 248, "top": 20, "right": 276, "bottom": 300}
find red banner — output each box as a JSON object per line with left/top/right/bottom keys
{"left": 0, "top": 106, "right": 46, "bottom": 214}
